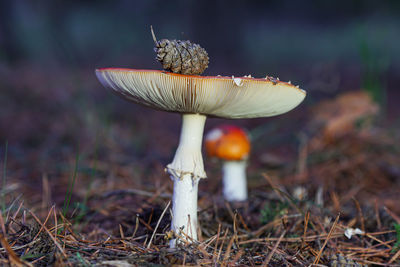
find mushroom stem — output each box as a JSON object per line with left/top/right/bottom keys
{"left": 222, "top": 160, "right": 248, "bottom": 202}
{"left": 167, "top": 113, "right": 207, "bottom": 247}
{"left": 167, "top": 113, "right": 207, "bottom": 180}
{"left": 170, "top": 174, "right": 199, "bottom": 247}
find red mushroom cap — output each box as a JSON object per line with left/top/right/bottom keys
{"left": 205, "top": 125, "right": 250, "bottom": 161}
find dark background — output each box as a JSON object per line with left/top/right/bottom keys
{"left": 0, "top": 0, "right": 399, "bottom": 201}
{"left": 2, "top": 1, "right": 399, "bottom": 79}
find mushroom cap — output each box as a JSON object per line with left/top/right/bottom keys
{"left": 95, "top": 68, "right": 306, "bottom": 119}
{"left": 205, "top": 125, "right": 250, "bottom": 161}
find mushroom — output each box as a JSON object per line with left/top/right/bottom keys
{"left": 205, "top": 125, "right": 250, "bottom": 202}
{"left": 95, "top": 69, "right": 306, "bottom": 247}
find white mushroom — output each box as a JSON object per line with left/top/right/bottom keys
{"left": 95, "top": 69, "right": 306, "bottom": 247}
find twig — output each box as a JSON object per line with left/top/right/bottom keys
{"left": 364, "top": 233, "right": 392, "bottom": 249}
{"left": 217, "top": 228, "right": 229, "bottom": 263}
{"left": 301, "top": 211, "right": 310, "bottom": 249}
{"left": 147, "top": 201, "right": 170, "bottom": 249}
{"left": 262, "top": 230, "right": 286, "bottom": 266}
{"left": 374, "top": 198, "right": 382, "bottom": 229}
{"left": 139, "top": 217, "right": 153, "bottom": 231}
{"left": 233, "top": 212, "right": 239, "bottom": 247}
{"left": 389, "top": 248, "right": 400, "bottom": 264}
{"left": 237, "top": 212, "right": 250, "bottom": 232}
{"left": 200, "top": 234, "right": 218, "bottom": 251}
{"left": 223, "top": 235, "right": 235, "bottom": 262}
{"left": 230, "top": 249, "right": 244, "bottom": 265}
{"left": 150, "top": 25, "right": 158, "bottom": 44}
{"left": 0, "top": 238, "right": 40, "bottom": 253}
{"left": 9, "top": 198, "right": 24, "bottom": 229}
{"left": 0, "top": 233, "right": 32, "bottom": 267}
{"left": 32, "top": 205, "right": 55, "bottom": 240}
{"left": 313, "top": 213, "right": 340, "bottom": 265}
{"left": 241, "top": 214, "right": 302, "bottom": 240}
{"left": 213, "top": 223, "right": 222, "bottom": 260}
{"left": 384, "top": 206, "right": 400, "bottom": 224}
{"left": 196, "top": 242, "right": 212, "bottom": 258}
{"left": 119, "top": 224, "right": 125, "bottom": 239}
{"left": 238, "top": 229, "right": 394, "bottom": 245}
{"left": 132, "top": 214, "right": 139, "bottom": 238}
{"left": 352, "top": 198, "right": 365, "bottom": 232}
{"left": 27, "top": 209, "right": 69, "bottom": 260}
{"left": 224, "top": 201, "right": 236, "bottom": 222}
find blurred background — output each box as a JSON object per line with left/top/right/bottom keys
{"left": 0, "top": 0, "right": 399, "bottom": 211}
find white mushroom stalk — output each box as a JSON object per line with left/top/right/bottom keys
{"left": 95, "top": 68, "right": 306, "bottom": 248}
{"left": 222, "top": 160, "right": 247, "bottom": 202}
{"left": 167, "top": 113, "right": 206, "bottom": 246}
{"left": 167, "top": 113, "right": 207, "bottom": 180}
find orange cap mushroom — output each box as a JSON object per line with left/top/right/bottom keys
{"left": 205, "top": 125, "right": 251, "bottom": 202}
{"left": 205, "top": 125, "right": 250, "bottom": 161}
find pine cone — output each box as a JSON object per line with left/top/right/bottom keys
{"left": 151, "top": 27, "right": 209, "bottom": 75}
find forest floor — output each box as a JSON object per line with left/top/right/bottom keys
{"left": 0, "top": 66, "right": 400, "bottom": 266}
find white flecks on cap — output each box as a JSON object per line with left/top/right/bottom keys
{"left": 96, "top": 68, "right": 306, "bottom": 119}
{"left": 232, "top": 77, "right": 243, "bottom": 87}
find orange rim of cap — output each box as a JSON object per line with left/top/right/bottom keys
{"left": 205, "top": 125, "right": 250, "bottom": 161}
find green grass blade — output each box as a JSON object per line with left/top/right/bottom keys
{"left": 62, "top": 146, "right": 80, "bottom": 218}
